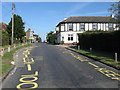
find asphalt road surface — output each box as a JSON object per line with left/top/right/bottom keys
{"left": 2, "top": 43, "right": 120, "bottom": 89}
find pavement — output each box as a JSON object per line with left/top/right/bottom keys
{"left": 1, "top": 43, "right": 120, "bottom": 89}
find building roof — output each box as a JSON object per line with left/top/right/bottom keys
{"left": 56, "top": 16, "right": 117, "bottom": 26}
{"left": 33, "top": 34, "right": 38, "bottom": 36}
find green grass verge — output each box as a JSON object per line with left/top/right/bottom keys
{"left": 0, "top": 43, "right": 33, "bottom": 77}
{"left": 0, "top": 43, "right": 20, "bottom": 51}
{"left": 76, "top": 49, "right": 120, "bottom": 69}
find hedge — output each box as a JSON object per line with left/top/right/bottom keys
{"left": 78, "top": 30, "right": 120, "bottom": 53}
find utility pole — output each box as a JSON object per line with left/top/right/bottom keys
{"left": 11, "top": 3, "right": 15, "bottom": 45}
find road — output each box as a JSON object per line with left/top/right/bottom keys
{"left": 2, "top": 43, "right": 120, "bottom": 89}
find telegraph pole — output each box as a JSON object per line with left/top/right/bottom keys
{"left": 12, "top": 3, "right": 15, "bottom": 45}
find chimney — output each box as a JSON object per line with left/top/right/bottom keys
{"left": 111, "top": 14, "right": 114, "bottom": 18}
{"left": 64, "top": 18, "right": 67, "bottom": 20}
{"left": 28, "top": 28, "right": 31, "bottom": 31}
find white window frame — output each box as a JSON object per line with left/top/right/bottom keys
{"left": 92, "top": 23, "right": 98, "bottom": 30}
{"left": 108, "top": 23, "right": 114, "bottom": 30}
{"left": 68, "top": 34, "right": 73, "bottom": 41}
{"left": 68, "top": 23, "right": 73, "bottom": 31}
{"left": 80, "top": 23, "right": 85, "bottom": 31}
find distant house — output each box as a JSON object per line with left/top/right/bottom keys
{"left": 26, "top": 28, "right": 33, "bottom": 39}
{"left": 0, "top": 22, "right": 7, "bottom": 31}
{"left": 26, "top": 28, "right": 34, "bottom": 42}
{"left": 55, "top": 15, "right": 118, "bottom": 45}
{"left": 33, "top": 34, "right": 38, "bottom": 42}
{"left": 26, "top": 28, "right": 38, "bottom": 42}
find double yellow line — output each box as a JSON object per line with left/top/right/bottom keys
{"left": 23, "top": 49, "right": 34, "bottom": 71}
{"left": 70, "top": 52, "right": 120, "bottom": 81}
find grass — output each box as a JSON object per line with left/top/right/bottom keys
{"left": 0, "top": 43, "right": 19, "bottom": 51}
{"left": 76, "top": 49, "right": 120, "bottom": 69}
{"left": 0, "top": 43, "right": 33, "bottom": 77}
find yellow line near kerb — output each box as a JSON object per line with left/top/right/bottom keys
{"left": 23, "top": 58, "right": 26, "bottom": 63}
{"left": 27, "top": 64, "right": 32, "bottom": 71}
{"left": 88, "top": 62, "right": 99, "bottom": 68}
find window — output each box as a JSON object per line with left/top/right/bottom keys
{"left": 68, "top": 23, "right": 73, "bottom": 31}
{"left": 61, "top": 24, "right": 65, "bottom": 31}
{"left": 108, "top": 23, "right": 113, "bottom": 30}
{"left": 68, "top": 34, "right": 73, "bottom": 41}
{"left": 80, "top": 23, "right": 85, "bottom": 31}
{"left": 92, "top": 23, "right": 98, "bottom": 30}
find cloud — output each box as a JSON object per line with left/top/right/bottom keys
{"left": 86, "top": 11, "right": 108, "bottom": 15}
{"left": 65, "top": 3, "right": 92, "bottom": 16}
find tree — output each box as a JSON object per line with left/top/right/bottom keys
{"left": 46, "top": 31, "right": 54, "bottom": 43}
{"left": 37, "top": 37, "right": 42, "bottom": 42}
{"left": 49, "top": 33, "right": 55, "bottom": 44}
{"left": 108, "top": 1, "right": 120, "bottom": 29}
{"left": 38, "top": 37, "right": 42, "bottom": 42}
{"left": 46, "top": 31, "right": 55, "bottom": 44}
{"left": 6, "top": 14, "right": 25, "bottom": 44}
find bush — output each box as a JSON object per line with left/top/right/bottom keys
{"left": 78, "top": 30, "right": 120, "bottom": 53}
{"left": 2, "top": 31, "right": 9, "bottom": 46}
{"left": 26, "top": 38, "right": 31, "bottom": 43}
{"left": 61, "top": 41, "right": 64, "bottom": 45}
{"left": 14, "top": 39, "right": 21, "bottom": 44}
{"left": 0, "top": 30, "right": 2, "bottom": 46}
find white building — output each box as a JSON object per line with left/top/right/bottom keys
{"left": 55, "top": 16, "right": 118, "bottom": 45}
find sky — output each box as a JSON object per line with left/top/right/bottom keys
{"left": 2, "top": 2, "right": 114, "bottom": 41}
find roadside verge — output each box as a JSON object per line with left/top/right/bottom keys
{"left": 0, "top": 43, "right": 33, "bottom": 82}
{"left": 65, "top": 47, "right": 120, "bottom": 70}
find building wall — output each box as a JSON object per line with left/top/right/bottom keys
{"left": 57, "top": 31, "right": 84, "bottom": 44}
{"left": 26, "top": 30, "right": 34, "bottom": 40}
{"left": 106, "top": 23, "right": 109, "bottom": 31}
{"left": 76, "top": 23, "right": 79, "bottom": 31}
{"left": 89, "top": 23, "right": 92, "bottom": 30}
{"left": 73, "top": 23, "right": 77, "bottom": 31}
{"left": 85, "top": 23, "right": 88, "bottom": 31}
{"left": 56, "top": 22, "right": 117, "bottom": 44}
{"left": 65, "top": 23, "right": 67, "bottom": 31}
{"left": 61, "top": 23, "right": 118, "bottom": 31}
{"left": 26, "top": 31, "right": 30, "bottom": 38}
{"left": 30, "top": 31, "right": 34, "bottom": 39}
{"left": 61, "top": 24, "right": 64, "bottom": 31}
